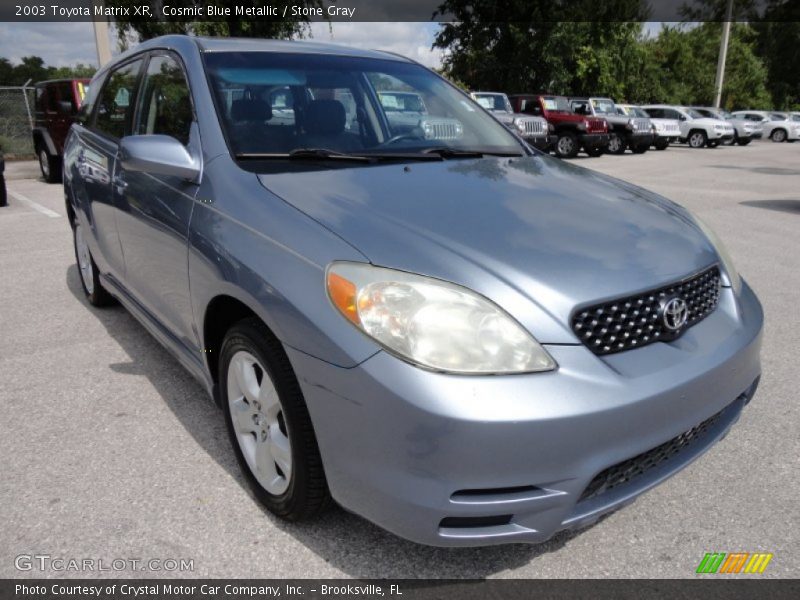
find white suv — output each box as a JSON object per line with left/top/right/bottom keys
{"left": 642, "top": 105, "right": 734, "bottom": 148}
{"left": 731, "top": 110, "right": 800, "bottom": 143}
{"left": 618, "top": 104, "right": 679, "bottom": 150}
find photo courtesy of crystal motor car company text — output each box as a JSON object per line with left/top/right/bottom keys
{"left": 50, "top": 30, "right": 765, "bottom": 548}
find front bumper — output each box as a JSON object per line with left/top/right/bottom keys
{"left": 525, "top": 134, "right": 557, "bottom": 151}
{"left": 289, "top": 281, "right": 763, "bottom": 547}
{"left": 628, "top": 132, "right": 655, "bottom": 147}
{"left": 578, "top": 132, "right": 609, "bottom": 150}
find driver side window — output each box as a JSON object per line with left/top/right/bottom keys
{"left": 135, "top": 54, "right": 193, "bottom": 146}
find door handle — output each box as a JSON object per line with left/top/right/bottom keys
{"left": 113, "top": 175, "right": 128, "bottom": 194}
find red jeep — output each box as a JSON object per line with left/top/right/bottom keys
{"left": 508, "top": 94, "right": 609, "bottom": 158}
{"left": 31, "top": 79, "right": 90, "bottom": 183}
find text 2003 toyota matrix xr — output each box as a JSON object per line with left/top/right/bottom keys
{"left": 64, "top": 36, "right": 762, "bottom": 547}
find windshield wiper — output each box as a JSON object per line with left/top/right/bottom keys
{"left": 422, "top": 147, "right": 523, "bottom": 159}
{"left": 235, "top": 148, "right": 374, "bottom": 162}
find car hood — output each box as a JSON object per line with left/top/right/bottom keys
{"left": 257, "top": 155, "right": 718, "bottom": 342}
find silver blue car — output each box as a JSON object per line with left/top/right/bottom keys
{"left": 64, "top": 36, "right": 763, "bottom": 547}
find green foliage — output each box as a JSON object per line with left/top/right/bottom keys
{"left": 0, "top": 57, "right": 96, "bottom": 86}
{"left": 107, "top": 0, "right": 324, "bottom": 42}
{"left": 434, "top": 1, "right": 779, "bottom": 109}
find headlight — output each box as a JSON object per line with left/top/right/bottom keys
{"left": 625, "top": 118, "right": 634, "bottom": 130}
{"left": 688, "top": 212, "right": 742, "bottom": 295}
{"left": 326, "top": 263, "right": 556, "bottom": 374}
{"left": 513, "top": 119, "right": 527, "bottom": 133}
{"left": 654, "top": 122, "right": 665, "bottom": 132}
{"left": 714, "top": 123, "right": 724, "bottom": 130}
{"left": 577, "top": 120, "right": 587, "bottom": 130}
{"left": 548, "top": 122, "right": 555, "bottom": 133}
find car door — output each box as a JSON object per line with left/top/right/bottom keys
{"left": 80, "top": 58, "right": 145, "bottom": 280}
{"left": 112, "top": 51, "right": 200, "bottom": 353}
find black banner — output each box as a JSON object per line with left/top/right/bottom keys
{"left": 2, "top": 580, "right": 800, "bottom": 600}
{"left": 1, "top": 0, "right": 799, "bottom": 23}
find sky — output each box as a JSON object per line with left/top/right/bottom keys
{"left": 0, "top": 22, "right": 446, "bottom": 70}
{"left": 0, "top": 21, "right": 667, "bottom": 72}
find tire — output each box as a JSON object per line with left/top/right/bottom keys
{"left": 770, "top": 128, "right": 787, "bottom": 142}
{"left": 723, "top": 132, "right": 736, "bottom": 146}
{"left": 584, "top": 145, "right": 604, "bottom": 157}
{"left": 631, "top": 143, "right": 648, "bottom": 154}
{"left": 654, "top": 139, "right": 669, "bottom": 151}
{"left": 72, "top": 219, "right": 115, "bottom": 307}
{"left": 555, "top": 133, "right": 579, "bottom": 158}
{"left": 38, "top": 146, "right": 61, "bottom": 183}
{"left": 688, "top": 130, "right": 707, "bottom": 148}
{"left": 707, "top": 140, "right": 720, "bottom": 148}
{"left": 220, "top": 318, "right": 330, "bottom": 521}
{"left": 607, "top": 132, "right": 626, "bottom": 155}
{"left": 737, "top": 138, "right": 751, "bottom": 146}
{"left": 0, "top": 174, "right": 7, "bottom": 207}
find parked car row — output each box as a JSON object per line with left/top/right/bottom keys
{"left": 26, "top": 77, "right": 800, "bottom": 185}
{"left": 467, "top": 90, "right": 798, "bottom": 159}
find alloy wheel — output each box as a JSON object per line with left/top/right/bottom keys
{"left": 608, "top": 135, "right": 623, "bottom": 153}
{"left": 74, "top": 223, "right": 95, "bottom": 295}
{"left": 39, "top": 149, "right": 50, "bottom": 179}
{"left": 557, "top": 136, "right": 574, "bottom": 156}
{"left": 227, "top": 350, "right": 292, "bottom": 495}
{"left": 689, "top": 132, "right": 705, "bottom": 148}
{"left": 772, "top": 129, "right": 786, "bottom": 142}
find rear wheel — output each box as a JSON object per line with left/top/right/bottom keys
{"left": 688, "top": 130, "right": 707, "bottom": 148}
{"left": 607, "top": 133, "right": 625, "bottom": 154}
{"left": 221, "top": 318, "right": 330, "bottom": 520}
{"left": 38, "top": 146, "right": 61, "bottom": 183}
{"left": 72, "top": 220, "right": 115, "bottom": 306}
{"left": 771, "top": 128, "right": 787, "bottom": 142}
{"left": 555, "top": 133, "right": 579, "bottom": 158}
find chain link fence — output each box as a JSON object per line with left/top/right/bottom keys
{"left": 0, "top": 86, "right": 35, "bottom": 156}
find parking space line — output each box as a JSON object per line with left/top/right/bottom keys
{"left": 6, "top": 189, "right": 61, "bottom": 218}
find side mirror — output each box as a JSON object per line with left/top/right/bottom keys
{"left": 119, "top": 135, "right": 200, "bottom": 181}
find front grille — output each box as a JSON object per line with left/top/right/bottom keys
{"left": 422, "top": 119, "right": 463, "bottom": 140}
{"left": 522, "top": 119, "right": 544, "bottom": 135}
{"left": 633, "top": 118, "right": 651, "bottom": 132}
{"left": 572, "top": 266, "right": 721, "bottom": 356}
{"left": 578, "top": 406, "right": 725, "bottom": 503}
{"left": 587, "top": 117, "right": 607, "bottom": 133}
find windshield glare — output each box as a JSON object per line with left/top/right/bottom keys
{"left": 204, "top": 52, "right": 521, "bottom": 158}
{"left": 590, "top": 98, "right": 617, "bottom": 115}
{"left": 542, "top": 96, "right": 571, "bottom": 112}
{"left": 473, "top": 93, "right": 512, "bottom": 113}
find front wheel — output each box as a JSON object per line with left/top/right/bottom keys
{"left": 221, "top": 318, "right": 330, "bottom": 520}
{"left": 555, "top": 133, "right": 579, "bottom": 158}
{"left": 72, "top": 220, "right": 115, "bottom": 306}
{"left": 654, "top": 138, "right": 669, "bottom": 150}
{"left": 607, "top": 133, "right": 626, "bottom": 154}
{"left": 770, "top": 129, "right": 787, "bottom": 142}
{"left": 631, "top": 143, "right": 648, "bottom": 154}
{"left": 688, "top": 130, "right": 707, "bottom": 148}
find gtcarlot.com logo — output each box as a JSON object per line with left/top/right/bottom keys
{"left": 696, "top": 552, "right": 773, "bottom": 574}
{"left": 15, "top": 554, "right": 194, "bottom": 572}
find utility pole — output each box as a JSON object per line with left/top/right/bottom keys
{"left": 713, "top": 0, "right": 734, "bottom": 108}
{"left": 92, "top": 1, "right": 112, "bottom": 67}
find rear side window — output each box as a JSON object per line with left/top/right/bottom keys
{"left": 94, "top": 59, "right": 143, "bottom": 139}
{"left": 134, "top": 54, "right": 193, "bottom": 145}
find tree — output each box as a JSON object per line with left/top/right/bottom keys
{"left": 640, "top": 23, "right": 771, "bottom": 109}
{"left": 432, "top": 0, "right": 647, "bottom": 96}
{"left": 107, "top": 0, "right": 324, "bottom": 43}
{"left": 752, "top": 2, "right": 800, "bottom": 109}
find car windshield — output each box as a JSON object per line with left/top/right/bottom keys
{"left": 719, "top": 110, "right": 733, "bottom": 119}
{"left": 541, "top": 96, "right": 572, "bottom": 112}
{"left": 590, "top": 98, "right": 617, "bottom": 115}
{"left": 204, "top": 52, "right": 522, "bottom": 159}
{"left": 623, "top": 106, "right": 649, "bottom": 118}
{"left": 473, "top": 93, "right": 512, "bottom": 113}
{"left": 791, "top": 114, "right": 800, "bottom": 122}
{"left": 685, "top": 108, "right": 705, "bottom": 119}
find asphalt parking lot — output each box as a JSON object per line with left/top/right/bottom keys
{"left": 1, "top": 140, "right": 798, "bottom": 579}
